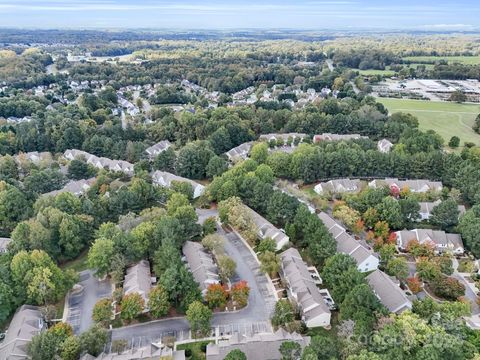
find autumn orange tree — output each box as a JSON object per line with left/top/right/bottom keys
{"left": 205, "top": 283, "right": 228, "bottom": 309}
{"left": 230, "top": 281, "right": 250, "bottom": 308}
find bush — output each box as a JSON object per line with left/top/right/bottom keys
{"left": 448, "top": 136, "right": 460, "bottom": 148}
{"left": 431, "top": 276, "right": 465, "bottom": 300}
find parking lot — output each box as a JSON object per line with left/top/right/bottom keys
{"left": 65, "top": 270, "right": 112, "bottom": 334}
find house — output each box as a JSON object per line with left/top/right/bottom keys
{"left": 366, "top": 270, "right": 412, "bottom": 314}
{"left": 43, "top": 178, "right": 96, "bottom": 197}
{"left": 123, "top": 260, "right": 152, "bottom": 307}
{"left": 206, "top": 329, "right": 310, "bottom": 360}
{"left": 14, "top": 151, "right": 52, "bottom": 165}
{"left": 145, "top": 140, "right": 172, "bottom": 159}
{"left": 93, "top": 345, "right": 185, "bottom": 360}
{"left": 318, "top": 212, "right": 379, "bottom": 272}
{"left": 63, "top": 149, "right": 134, "bottom": 176}
{"left": 151, "top": 170, "right": 205, "bottom": 198}
{"left": 418, "top": 200, "right": 466, "bottom": 221}
{"left": 0, "top": 237, "right": 11, "bottom": 253}
{"left": 314, "top": 179, "right": 361, "bottom": 195}
{"left": 377, "top": 139, "right": 394, "bottom": 153}
{"left": 313, "top": 133, "right": 366, "bottom": 143}
{"left": 396, "top": 229, "right": 464, "bottom": 254}
{"left": 182, "top": 241, "right": 220, "bottom": 296}
{"left": 246, "top": 206, "right": 289, "bottom": 250}
{"left": 280, "top": 248, "right": 331, "bottom": 328}
{"left": 225, "top": 142, "right": 254, "bottom": 162}
{"left": 259, "top": 133, "right": 307, "bottom": 145}
{"left": 0, "top": 305, "right": 44, "bottom": 360}
{"left": 368, "top": 178, "right": 443, "bottom": 193}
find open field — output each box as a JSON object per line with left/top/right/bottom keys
{"left": 403, "top": 55, "right": 480, "bottom": 65}
{"left": 378, "top": 98, "right": 480, "bottom": 147}
{"left": 356, "top": 67, "right": 396, "bottom": 76}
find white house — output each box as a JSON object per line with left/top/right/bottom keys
{"left": 368, "top": 178, "right": 443, "bottom": 193}
{"left": 246, "top": 206, "right": 289, "bottom": 250}
{"left": 396, "top": 229, "right": 464, "bottom": 254}
{"left": 318, "top": 212, "right": 379, "bottom": 272}
{"left": 280, "top": 248, "right": 331, "bottom": 328}
{"left": 151, "top": 170, "right": 205, "bottom": 198}
{"left": 418, "top": 200, "right": 466, "bottom": 221}
{"left": 377, "top": 139, "right": 394, "bottom": 153}
{"left": 314, "top": 179, "right": 361, "bottom": 195}
{"left": 367, "top": 270, "right": 412, "bottom": 314}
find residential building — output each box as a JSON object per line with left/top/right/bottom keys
{"left": 43, "top": 178, "right": 96, "bottom": 197}
{"left": 145, "top": 140, "right": 172, "bottom": 159}
{"left": 318, "top": 212, "right": 379, "bottom": 272}
{"left": 14, "top": 151, "right": 52, "bottom": 165}
{"left": 418, "top": 200, "right": 466, "bottom": 221}
{"left": 396, "top": 229, "right": 464, "bottom": 254}
{"left": 366, "top": 270, "right": 412, "bottom": 314}
{"left": 377, "top": 139, "right": 394, "bottom": 153}
{"left": 280, "top": 248, "right": 331, "bottom": 328}
{"left": 206, "top": 329, "right": 310, "bottom": 360}
{"left": 246, "top": 206, "right": 289, "bottom": 250}
{"left": 225, "top": 142, "right": 254, "bottom": 162}
{"left": 368, "top": 178, "right": 443, "bottom": 193}
{"left": 151, "top": 170, "right": 205, "bottom": 198}
{"left": 313, "top": 133, "right": 366, "bottom": 143}
{"left": 314, "top": 179, "right": 361, "bottom": 195}
{"left": 182, "top": 241, "right": 220, "bottom": 296}
{"left": 259, "top": 133, "right": 307, "bottom": 145}
{"left": 123, "top": 260, "right": 152, "bottom": 308}
{"left": 0, "top": 305, "right": 44, "bottom": 360}
{"left": 94, "top": 345, "right": 185, "bottom": 360}
{"left": 63, "top": 149, "right": 134, "bottom": 176}
{"left": 0, "top": 237, "right": 11, "bottom": 253}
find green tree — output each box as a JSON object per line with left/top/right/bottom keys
{"left": 271, "top": 299, "right": 295, "bottom": 328}
{"left": 121, "top": 293, "right": 145, "bottom": 321}
{"left": 430, "top": 199, "right": 460, "bottom": 231}
{"left": 148, "top": 286, "right": 170, "bottom": 318}
{"left": 60, "top": 336, "right": 81, "bottom": 360}
{"left": 257, "top": 237, "right": 277, "bottom": 254}
{"left": 259, "top": 251, "right": 280, "bottom": 277}
{"left": 206, "top": 155, "right": 228, "bottom": 178}
{"left": 28, "top": 331, "right": 61, "bottom": 360}
{"left": 79, "top": 325, "right": 108, "bottom": 357}
{"left": 202, "top": 217, "right": 217, "bottom": 236}
{"left": 68, "top": 159, "right": 95, "bottom": 180}
{"left": 449, "top": 90, "right": 466, "bottom": 103}
{"left": 459, "top": 206, "right": 480, "bottom": 258}
{"left": 250, "top": 142, "right": 269, "bottom": 163}
{"left": 340, "top": 283, "right": 385, "bottom": 333}
{"left": 448, "top": 136, "right": 460, "bottom": 148}
{"left": 386, "top": 257, "right": 409, "bottom": 280}
{"left": 153, "top": 147, "right": 176, "bottom": 172}
{"left": 87, "top": 237, "right": 115, "bottom": 278}
{"left": 186, "top": 301, "right": 213, "bottom": 338}
{"left": 92, "top": 298, "right": 112, "bottom": 326}
{"left": 376, "top": 196, "right": 403, "bottom": 229}
{"left": 217, "top": 255, "right": 236, "bottom": 282}
{"left": 224, "top": 349, "right": 247, "bottom": 360}
{"left": 202, "top": 233, "right": 224, "bottom": 253}
{"left": 279, "top": 341, "right": 301, "bottom": 360}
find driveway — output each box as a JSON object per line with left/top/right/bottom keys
{"left": 452, "top": 258, "right": 480, "bottom": 314}
{"left": 195, "top": 208, "right": 218, "bottom": 224}
{"left": 110, "top": 219, "right": 276, "bottom": 347}
{"left": 65, "top": 270, "right": 112, "bottom": 334}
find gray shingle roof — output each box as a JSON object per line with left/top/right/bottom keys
{"left": 313, "top": 133, "right": 366, "bottom": 142}
{"left": 123, "top": 260, "right": 151, "bottom": 304}
{"left": 366, "top": 270, "right": 412, "bottom": 314}
{"left": 280, "top": 248, "right": 330, "bottom": 325}
{"left": 63, "top": 149, "right": 134, "bottom": 175}
{"left": 0, "top": 305, "right": 44, "bottom": 360}
{"left": 369, "top": 178, "right": 443, "bottom": 193}
{"left": 225, "top": 142, "right": 254, "bottom": 161}
{"left": 245, "top": 206, "right": 289, "bottom": 250}
{"left": 145, "top": 140, "right": 172, "bottom": 158}
{"left": 0, "top": 237, "right": 11, "bottom": 253}
{"left": 206, "top": 329, "right": 310, "bottom": 360}
{"left": 151, "top": 170, "right": 205, "bottom": 198}
{"left": 43, "top": 177, "right": 96, "bottom": 197}
{"left": 182, "top": 241, "right": 220, "bottom": 294}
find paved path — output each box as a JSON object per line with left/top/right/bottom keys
{"left": 452, "top": 258, "right": 480, "bottom": 314}
{"left": 66, "top": 270, "right": 112, "bottom": 334}
{"left": 110, "top": 217, "right": 276, "bottom": 348}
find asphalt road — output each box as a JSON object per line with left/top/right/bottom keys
{"left": 66, "top": 270, "right": 112, "bottom": 334}
{"left": 110, "top": 221, "right": 276, "bottom": 346}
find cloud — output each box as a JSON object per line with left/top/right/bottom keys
{"left": 421, "top": 23, "right": 475, "bottom": 29}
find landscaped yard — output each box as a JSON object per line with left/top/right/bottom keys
{"left": 402, "top": 55, "right": 480, "bottom": 65}
{"left": 177, "top": 341, "right": 212, "bottom": 360}
{"left": 378, "top": 98, "right": 480, "bottom": 148}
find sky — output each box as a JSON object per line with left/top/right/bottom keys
{"left": 0, "top": 0, "right": 478, "bottom": 30}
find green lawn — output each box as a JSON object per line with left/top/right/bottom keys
{"left": 177, "top": 341, "right": 212, "bottom": 360}
{"left": 357, "top": 68, "right": 396, "bottom": 76}
{"left": 378, "top": 98, "right": 480, "bottom": 147}
{"left": 61, "top": 250, "right": 89, "bottom": 273}
{"left": 402, "top": 55, "right": 480, "bottom": 65}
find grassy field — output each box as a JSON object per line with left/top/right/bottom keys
{"left": 403, "top": 55, "right": 480, "bottom": 65}
{"left": 357, "top": 68, "right": 396, "bottom": 76}
{"left": 378, "top": 98, "right": 480, "bottom": 147}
